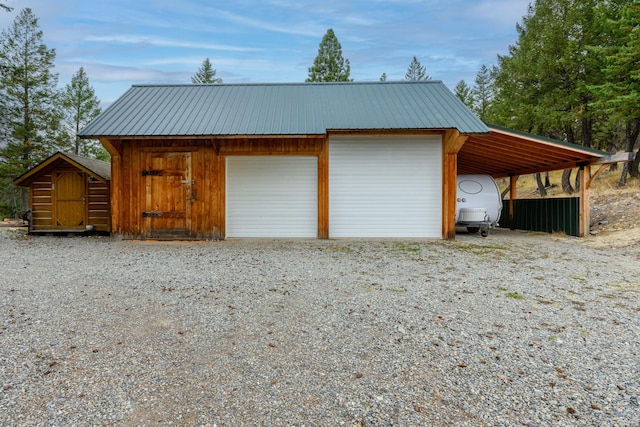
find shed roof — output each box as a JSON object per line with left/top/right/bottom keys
{"left": 13, "top": 152, "right": 111, "bottom": 187}
{"left": 78, "top": 81, "right": 490, "bottom": 138}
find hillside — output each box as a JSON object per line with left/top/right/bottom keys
{"left": 505, "top": 168, "right": 640, "bottom": 247}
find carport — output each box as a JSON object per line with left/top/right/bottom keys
{"left": 457, "top": 125, "right": 632, "bottom": 237}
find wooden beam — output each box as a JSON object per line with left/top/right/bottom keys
{"left": 442, "top": 153, "right": 457, "bottom": 240}
{"left": 509, "top": 175, "right": 517, "bottom": 230}
{"left": 100, "top": 138, "right": 122, "bottom": 157}
{"left": 579, "top": 165, "right": 590, "bottom": 237}
{"left": 109, "top": 153, "right": 122, "bottom": 235}
{"left": 443, "top": 129, "right": 468, "bottom": 154}
{"left": 441, "top": 131, "right": 468, "bottom": 239}
{"left": 591, "top": 152, "right": 634, "bottom": 165}
{"left": 586, "top": 164, "right": 610, "bottom": 190}
{"left": 317, "top": 137, "right": 329, "bottom": 239}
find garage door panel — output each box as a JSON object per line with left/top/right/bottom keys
{"left": 329, "top": 136, "right": 442, "bottom": 238}
{"left": 226, "top": 156, "right": 317, "bottom": 238}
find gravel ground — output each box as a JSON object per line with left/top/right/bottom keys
{"left": 0, "top": 227, "right": 639, "bottom": 427}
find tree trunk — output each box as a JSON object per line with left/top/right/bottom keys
{"left": 582, "top": 116, "right": 593, "bottom": 148}
{"left": 608, "top": 121, "right": 622, "bottom": 172}
{"left": 562, "top": 169, "right": 574, "bottom": 194}
{"left": 574, "top": 169, "right": 581, "bottom": 192}
{"left": 544, "top": 172, "right": 551, "bottom": 187}
{"left": 631, "top": 148, "right": 640, "bottom": 179}
{"left": 619, "top": 120, "right": 640, "bottom": 185}
{"left": 535, "top": 173, "right": 547, "bottom": 197}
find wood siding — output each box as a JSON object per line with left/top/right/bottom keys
{"left": 104, "top": 132, "right": 465, "bottom": 240}
{"left": 108, "top": 137, "right": 326, "bottom": 239}
{"left": 27, "top": 163, "right": 111, "bottom": 233}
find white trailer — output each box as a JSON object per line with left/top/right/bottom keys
{"left": 456, "top": 174, "right": 503, "bottom": 237}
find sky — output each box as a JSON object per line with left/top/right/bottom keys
{"left": 0, "top": 0, "right": 532, "bottom": 107}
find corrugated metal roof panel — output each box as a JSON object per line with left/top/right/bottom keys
{"left": 79, "top": 81, "right": 489, "bottom": 138}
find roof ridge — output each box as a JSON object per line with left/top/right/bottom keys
{"left": 131, "top": 81, "right": 445, "bottom": 88}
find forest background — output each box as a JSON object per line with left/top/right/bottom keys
{"left": 0, "top": 0, "right": 638, "bottom": 219}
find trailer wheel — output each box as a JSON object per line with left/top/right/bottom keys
{"left": 466, "top": 227, "right": 480, "bottom": 233}
{"left": 481, "top": 228, "right": 489, "bottom": 237}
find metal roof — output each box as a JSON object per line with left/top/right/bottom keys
{"left": 79, "top": 81, "right": 489, "bottom": 138}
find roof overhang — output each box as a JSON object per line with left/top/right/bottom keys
{"left": 458, "top": 125, "right": 630, "bottom": 178}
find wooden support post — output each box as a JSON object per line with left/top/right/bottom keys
{"left": 101, "top": 138, "right": 123, "bottom": 235}
{"left": 317, "top": 136, "right": 329, "bottom": 239}
{"left": 442, "top": 153, "right": 457, "bottom": 239}
{"left": 509, "top": 175, "right": 517, "bottom": 230}
{"left": 579, "top": 165, "right": 590, "bottom": 237}
{"left": 442, "top": 130, "right": 468, "bottom": 240}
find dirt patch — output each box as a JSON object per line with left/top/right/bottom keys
{"left": 0, "top": 218, "right": 27, "bottom": 227}
{"left": 587, "top": 180, "right": 640, "bottom": 248}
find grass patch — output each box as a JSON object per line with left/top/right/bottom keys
{"left": 454, "top": 243, "right": 509, "bottom": 257}
{"left": 391, "top": 242, "right": 421, "bottom": 253}
{"left": 327, "top": 245, "right": 353, "bottom": 253}
{"left": 608, "top": 281, "right": 640, "bottom": 293}
{"left": 506, "top": 291, "right": 524, "bottom": 300}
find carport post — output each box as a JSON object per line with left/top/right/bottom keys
{"left": 509, "top": 174, "right": 517, "bottom": 230}
{"left": 578, "top": 164, "right": 590, "bottom": 237}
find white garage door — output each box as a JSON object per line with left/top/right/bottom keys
{"left": 329, "top": 136, "right": 442, "bottom": 238}
{"left": 226, "top": 156, "right": 317, "bottom": 238}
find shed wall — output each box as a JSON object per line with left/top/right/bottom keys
{"left": 27, "top": 163, "right": 111, "bottom": 233}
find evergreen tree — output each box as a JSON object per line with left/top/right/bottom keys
{"left": 1, "top": 2, "right": 12, "bottom": 12}
{"left": 191, "top": 58, "right": 222, "bottom": 84}
{"left": 306, "top": 29, "right": 352, "bottom": 82}
{"left": 61, "top": 67, "right": 103, "bottom": 157}
{"left": 454, "top": 80, "right": 474, "bottom": 110}
{"left": 490, "top": 0, "right": 604, "bottom": 194}
{"left": 589, "top": 1, "right": 640, "bottom": 184}
{"left": 0, "top": 8, "right": 64, "bottom": 215}
{"left": 472, "top": 65, "right": 495, "bottom": 120}
{"left": 404, "top": 56, "right": 430, "bottom": 81}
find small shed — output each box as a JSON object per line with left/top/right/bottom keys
{"left": 13, "top": 152, "right": 111, "bottom": 234}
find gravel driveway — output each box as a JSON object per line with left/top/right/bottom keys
{"left": 1, "top": 228, "right": 638, "bottom": 426}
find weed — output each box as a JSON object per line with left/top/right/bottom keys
{"left": 455, "top": 243, "right": 508, "bottom": 253}
{"left": 506, "top": 291, "right": 524, "bottom": 299}
{"left": 327, "top": 245, "right": 352, "bottom": 253}
{"left": 392, "top": 243, "right": 421, "bottom": 253}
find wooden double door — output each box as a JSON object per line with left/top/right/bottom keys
{"left": 141, "top": 152, "right": 194, "bottom": 238}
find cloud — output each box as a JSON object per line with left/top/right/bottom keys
{"left": 206, "top": 6, "right": 325, "bottom": 37}
{"left": 85, "top": 35, "right": 262, "bottom": 53}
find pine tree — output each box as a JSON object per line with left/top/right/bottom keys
{"left": 1, "top": 2, "right": 12, "bottom": 12}
{"left": 306, "top": 29, "right": 352, "bottom": 82}
{"left": 472, "top": 65, "right": 495, "bottom": 120}
{"left": 404, "top": 56, "right": 430, "bottom": 81}
{"left": 0, "top": 8, "right": 63, "bottom": 214}
{"left": 61, "top": 67, "right": 103, "bottom": 157}
{"left": 590, "top": 2, "right": 640, "bottom": 184}
{"left": 454, "top": 80, "right": 474, "bottom": 110}
{"left": 191, "top": 58, "right": 222, "bottom": 84}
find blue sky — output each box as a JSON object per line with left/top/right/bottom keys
{"left": 1, "top": 0, "right": 531, "bottom": 106}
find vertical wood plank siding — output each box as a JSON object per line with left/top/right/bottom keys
{"left": 109, "top": 137, "right": 326, "bottom": 239}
